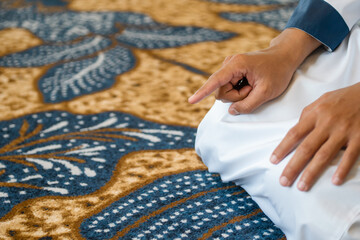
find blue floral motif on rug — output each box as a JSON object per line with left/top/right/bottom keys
{"left": 0, "top": 111, "right": 196, "bottom": 218}
{"left": 0, "top": 6, "right": 235, "bottom": 103}
{"left": 80, "top": 171, "right": 284, "bottom": 240}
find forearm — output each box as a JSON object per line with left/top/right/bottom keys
{"left": 267, "top": 28, "right": 322, "bottom": 72}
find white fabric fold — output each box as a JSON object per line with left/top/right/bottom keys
{"left": 195, "top": 25, "right": 360, "bottom": 240}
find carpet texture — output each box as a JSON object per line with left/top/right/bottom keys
{"left": 0, "top": 0, "right": 296, "bottom": 239}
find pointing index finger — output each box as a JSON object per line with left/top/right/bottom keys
{"left": 188, "top": 64, "right": 242, "bottom": 104}
{"left": 188, "top": 76, "right": 222, "bottom": 104}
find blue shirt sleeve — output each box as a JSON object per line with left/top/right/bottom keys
{"left": 285, "top": 0, "right": 349, "bottom": 51}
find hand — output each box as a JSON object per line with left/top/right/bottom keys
{"left": 271, "top": 83, "right": 360, "bottom": 191}
{"left": 188, "top": 28, "right": 321, "bottom": 115}
{"left": 188, "top": 47, "right": 295, "bottom": 114}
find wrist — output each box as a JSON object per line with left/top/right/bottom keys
{"left": 269, "top": 28, "right": 321, "bottom": 70}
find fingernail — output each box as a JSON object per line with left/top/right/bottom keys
{"left": 280, "top": 176, "right": 290, "bottom": 186}
{"left": 270, "top": 155, "right": 278, "bottom": 164}
{"left": 332, "top": 175, "right": 341, "bottom": 185}
{"left": 297, "top": 181, "right": 307, "bottom": 191}
{"left": 229, "top": 108, "right": 239, "bottom": 115}
{"left": 188, "top": 95, "right": 195, "bottom": 103}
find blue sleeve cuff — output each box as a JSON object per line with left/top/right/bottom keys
{"left": 285, "top": 0, "right": 349, "bottom": 51}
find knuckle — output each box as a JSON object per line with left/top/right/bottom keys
{"left": 314, "top": 151, "right": 331, "bottom": 166}
{"left": 231, "top": 54, "right": 246, "bottom": 65}
{"left": 344, "top": 147, "right": 360, "bottom": 162}
{"left": 315, "top": 103, "right": 327, "bottom": 113}
{"left": 301, "top": 106, "right": 311, "bottom": 116}
{"left": 337, "top": 122, "right": 351, "bottom": 134}
{"left": 233, "top": 54, "right": 243, "bottom": 60}
{"left": 240, "top": 101, "right": 253, "bottom": 113}
{"left": 284, "top": 164, "right": 296, "bottom": 175}
{"left": 287, "top": 128, "right": 301, "bottom": 140}
{"left": 297, "top": 144, "right": 315, "bottom": 158}
{"left": 283, "top": 163, "right": 301, "bottom": 179}
{"left": 322, "top": 112, "right": 337, "bottom": 124}
{"left": 354, "top": 135, "right": 360, "bottom": 145}
{"left": 314, "top": 101, "right": 332, "bottom": 116}
{"left": 257, "top": 85, "right": 272, "bottom": 97}
{"left": 202, "top": 88, "right": 211, "bottom": 98}
{"left": 317, "top": 92, "right": 331, "bottom": 103}
{"left": 321, "top": 91, "right": 332, "bottom": 99}
{"left": 302, "top": 169, "right": 316, "bottom": 182}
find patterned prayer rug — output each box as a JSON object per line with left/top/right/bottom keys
{"left": 0, "top": 0, "right": 297, "bottom": 239}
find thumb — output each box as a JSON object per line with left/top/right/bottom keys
{"left": 229, "top": 86, "right": 269, "bottom": 114}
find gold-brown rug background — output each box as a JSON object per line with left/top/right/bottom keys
{"left": 0, "top": 0, "right": 281, "bottom": 239}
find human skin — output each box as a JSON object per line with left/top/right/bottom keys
{"left": 271, "top": 82, "right": 360, "bottom": 191}
{"left": 188, "top": 28, "right": 321, "bottom": 114}
{"left": 189, "top": 28, "right": 360, "bottom": 191}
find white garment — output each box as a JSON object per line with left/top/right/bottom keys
{"left": 195, "top": 24, "right": 360, "bottom": 240}
{"left": 324, "top": 0, "right": 360, "bottom": 29}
